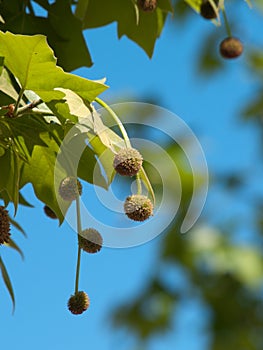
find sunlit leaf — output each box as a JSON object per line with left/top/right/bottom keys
{"left": 0, "top": 31, "right": 107, "bottom": 103}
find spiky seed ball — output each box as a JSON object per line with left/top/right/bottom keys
{"left": 0, "top": 206, "right": 11, "bottom": 245}
{"left": 138, "top": 0, "right": 157, "bottom": 12}
{"left": 79, "top": 228, "right": 103, "bottom": 254}
{"left": 44, "top": 205, "right": 57, "bottom": 219}
{"left": 59, "top": 176, "right": 82, "bottom": 201}
{"left": 67, "top": 291, "right": 90, "bottom": 315}
{"left": 113, "top": 148, "right": 143, "bottom": 177}
{"left": 124, "top": 195, "right": 153, "bottom": 222}
{"left": 219, "top": 37, "right": 243, "bottom": 59}
{"left": 200, "top": 0, "right": 218, "bottom": 19}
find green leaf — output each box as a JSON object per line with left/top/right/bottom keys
{"left": 0, "top": 256, "right": 15, "bottom": 312}
{"left": 59, "top": 131, "right": 109, "bottom": 188}
{"left": 0, "top": 0, "right": 91, "bottom": 71}
{"left": 0, "top": 68, "right": 18, "bottom": 101}
{"left": 76, "top": 0, "right": 171, "bottom": 58}
{"left": 87, "top": 132, "right": 116, "bottom": 187}
{"left": 75, "top": 0, "right": 90, "bottom": 21}
{"left": 184, "top": 0, "right": 200, "bottom": 12}
{"left": 31, "top": 0, "right": 49, "bottom": 10}
{"left": 0, "top": 56, "right": 4, "bottom": 74}
{"left": 5, "top": 238, "right": 24, "bottom": 260}
{"left": 0, "top": 148, "right": 21, "bottom": 210}
{"left": 7, "top": 114, "right": 50, "bottom": 155}
{"left": 0, "top": 31, "right": 107, "bottom": 102}
{"left": 48, "top": 0, "right": 93, "bottom": 70}
{"left": 47, "top": 88, "right": 95, "bottom": 125}
{"left": 19, "top": 129, "right": 69, "bottom": 224}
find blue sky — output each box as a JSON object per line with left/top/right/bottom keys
{"left": 1, "top": 3, "right": 263, "bottom": 350}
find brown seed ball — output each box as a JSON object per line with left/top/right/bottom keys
{"left": 219, "top": 37, "right": 243, "bottom": 59}
{"left": 79, "top": 228, "right": 103, "bottom": 254}
{"left": 0, "top": 206, "right": 11, "bottom": 245}
{"left": 113, "top": 148, "right": 143, "bottom": 177}
{"left": 200, "top": 0, "right": 218, "bottom": 20}
{"left": 124, "top": 195, "right": 153, "bottom": 222}
{"left": 138, "top": 0, "right": 157, "bottom": 12}
{"left": 67, "top": 291, "right": 90, "bottom": 315}
{"left": 43, "top": 205, "right": 57, "bottom": 219}
{"left": 58, "top": 176, "right": 82, "bottom": 201}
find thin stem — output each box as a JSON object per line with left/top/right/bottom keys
{"left": 13, "top": 88, "right": 25, "bottom": 117}
{"left": 136, "top": 174, "right": 142, "bottom": 195}
{"left": 74, "top": 190, "right": 82, "bottom": 294}
{"left": 74, "top": 245, "right": 82, "bottom": 295}
{"left": 222, "top": 8, "right": 232, "bottom": 37}
{"left": 16, "top": 99, "right": 44, "bottom": 117}
{"left": 95, "top": 97, "right": 131, "bottom": 148}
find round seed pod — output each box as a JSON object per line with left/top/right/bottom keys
{"left": 219, "top": 37, "right": 243, "bottom": 59}
{"left": 67, "top": 291, "right": 90, "bottom": 315}
{"left": 200, "top": 0, "right": 218, "bottom": 20}
{"left": 113, "top": 148, "right": 143, "bottom": 176}
{"left": 0, "top": 206, "right": 11, "bottom": 245}
{"left": 79, "top": 228, "right": 103, "bottom": 254}
{"left": 124, "top": 195, "right": 153, "bottom": 222}
{"left": 59, "top": 176, "right": 82, "bottom": 201}
{"left": 43, "top": 205, "right": 57, "bottom": 219}
{"left": 138, "top": 0, "right": 157, "bottom": 12}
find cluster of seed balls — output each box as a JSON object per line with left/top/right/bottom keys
{"left": 113, "top": 147, "right": 154, "bottom": 222}
{"left": 44, "top": 176, "right": 103, "bottom": 315}
{"left": 43, "top": 147, "right": 153, "bottom": 314}
{"left": 200, "top": 0, "right": 243, "bottom": 59}
{"left": 0, "top": 206, "right": 11, "bottom": 246}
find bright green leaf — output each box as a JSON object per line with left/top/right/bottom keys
{"left": 19, "top": 130, "right": 69, "bottom": 224}
{"left": 0, "top": 68, "right": 18, "bottom": 102}
{"left": 0, "top": 31, "right": 107, "bottom": 103}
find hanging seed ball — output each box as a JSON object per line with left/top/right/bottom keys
{"left": 0, "top": 206, "right": 11, "bottom": 245}
{"left": 79, "top": 228, "right": 103, "bottom": 254}
{"left": 43, "top": 205, "right": 57, "bottom": 219}
{"left": 124, "top": 195, "right": 153, "bottom": 222}
{"left": 113, "top": 148, "right": 143, "bottom": 177}
{"left": 59, "top": 176, "right": 82, "bottom": 201}
{"left": 67, "top": 291, "right": 90, "bottom": 315}
{"left": 219, "top": 37, "right": 243, "bottom": 59}
{"left": 200, "top": 0, "right": 218, "bottom": 20}
{"left": 138, "top": 0, "right": 157, "bottom": 12}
